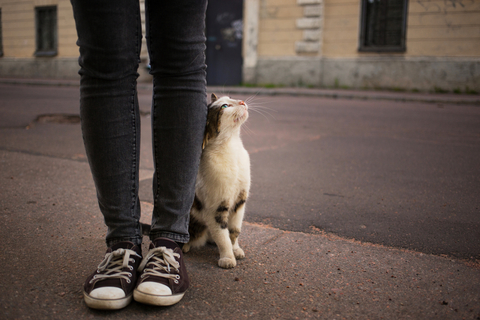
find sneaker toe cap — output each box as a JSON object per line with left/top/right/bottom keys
{"left": 89, "top": 287, "right": 126, "bottom": 300}
{"left": 137, "top": 282, "right": 172, "bottom": 295}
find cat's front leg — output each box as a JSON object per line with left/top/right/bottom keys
{"left": 229, "top": 190, "right": 247, "bottom": 260}
{"left": 210, "top": 227, "right": 236, "bottom": 268}
{"left": 207, "top": 205, "right": 236, "bottom": 268}
{"left": 216, "top": 232, "right": 237, "bottom": 269}
{"left": 229, "top": 227, "right": 245, "bottom": 260}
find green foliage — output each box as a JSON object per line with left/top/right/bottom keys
{"left": 465, "top": 86, "right": 479, "bottom": 95}
{"left": 434, "top": 86, "right": 448, "bottom": 94}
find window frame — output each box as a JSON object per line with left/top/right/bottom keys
{"left": 358, "top": 0, "right": 409, "bottom": 53}
{"left": 0, "top": 8, "right": 3, "bottom": 57}
{"left": 35, "top": 5, "right": 57, "bottom": 57}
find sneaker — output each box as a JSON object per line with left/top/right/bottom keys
{"left": 134, "top": 238, "right": 189, "bottom": 306}
{"left": 83, "top": 242, "right": 142, "bottom": 310}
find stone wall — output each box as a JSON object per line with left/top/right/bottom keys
{"left": 252, "top": 57, "right": 480, "bottom": 91}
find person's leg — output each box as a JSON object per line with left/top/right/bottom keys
{"left": 146, "top": 0, "right": 208, "bottom": 243}
{"left": 71, "top": 0, "right": 143, "bottom": 248}
{"left": 133, "top": 0, "right": 208, "bottom": 307}
{"left": 71, "top": 0, "right": 144, "bottom": 310}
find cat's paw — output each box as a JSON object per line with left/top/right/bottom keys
{"left": 233, "top": 247, "right": 245, "bottom": 260}
{"left": 218, "top": 257, "right": 236, "bottom": 269}
{"left": 182, "top": 243, "right": 191, "bottom": 253}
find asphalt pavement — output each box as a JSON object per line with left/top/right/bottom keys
{"left": 0, "top": 80, "right": 479, "bottom": 319}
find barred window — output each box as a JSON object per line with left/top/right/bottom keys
{"left": 359, "top": 0, "right": 408, "bottom": 52}
{"left": 35, "top": 6, "right": 57, "bottom": 56}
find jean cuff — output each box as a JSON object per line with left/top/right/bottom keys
{"left": 149, "top": 231, "right": 189, "bottom": 244}
{"left": 106, "top": 236, "right": 143, "bottom": 248}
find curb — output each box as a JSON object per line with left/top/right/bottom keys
{"left": 1, "top": 78, "right": 479, "bottom": 105}
{"left": 208, "top": 86, "right": 480, "bottom": 106}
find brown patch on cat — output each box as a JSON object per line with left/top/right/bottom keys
{"left": 188, "top": 215, "right": 207, "bottom": 241}
{"left": 215, "top": 201, "right": 229, "bottom": 229}
{"left": 229, "top": 227, "right": 240, "bottom": 244}
{"left": 203, "top": 94, "right": 223, "bottom": 149}
{"left": 234, "top": 190, "right": 248, "bottom": 212}
{"left": 216, "top": 202, "right": 229, "bottom": 212}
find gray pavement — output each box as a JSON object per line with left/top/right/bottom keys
{"left": 1, "top": 81, "right": 479, "bottom": 319}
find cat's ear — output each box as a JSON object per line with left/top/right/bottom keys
{"left": 211, "top": 93, "right": 218, "bottom": 103}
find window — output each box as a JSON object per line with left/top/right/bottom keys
{"left": 35, "top": 6, "right": 57, "bottom": 56}
{"left": 0, "top": 9, "right": 3, "bottom": 57}
{"left": 359, "top": 0, "right": 408, "bottom": 52}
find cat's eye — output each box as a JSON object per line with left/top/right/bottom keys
{"left": 221, "top": 104, "right": 228, "bottom": 109}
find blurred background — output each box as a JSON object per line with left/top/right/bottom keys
{"left": 0, "top": 0, "right": 479, "bottom": 92}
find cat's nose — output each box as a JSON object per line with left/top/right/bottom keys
{"left": 239, "top": 101, "right": 245, "bottom": 105}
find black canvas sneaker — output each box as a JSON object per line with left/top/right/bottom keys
{"left": 83, "top": 241, "right": 142, "bottom": 310}
{"left": 134, "top": 238, "right": 189, "bottom": 306}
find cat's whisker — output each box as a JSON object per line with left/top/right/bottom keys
{"left": 247, "top": 100, "right": 274, "bottom": 107}
{"left": 215, "top": 85, "right": 229, "bottom": 98}
{"left": 246, "top": 93, "right": 270, "bottom": 101}
{"left": 248, "top": 105, "right": 276, "bottom": 113}
{"left": 224, "top": 86, "right": 232, "bottom": 98}
{"left": 241, "top": 122, "right": 255, "bottom": 137}
{"left": 245, "top": 91, "right": 260, "bottom": 104}
{"left": 250, "top": 109, "right": 274, "bottom": 121}
{"left": 248, "top": 106, "right": 276, "bottom": 121}
{"left": 250, "top": 110, "right": 276, "bottom": 120}
{"left": 241, "top": 127, "right": 252, "bottom": 138}
{"left": 248, "top": 103, "right": 276, "bottom": 112}
{"left": 245, "top": 96, "right": 272, "bottom": 107}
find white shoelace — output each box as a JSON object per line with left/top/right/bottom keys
{"left": 138, "top": 247, "right": 181, "bottom": 282}
{"left": 90, "top": 248, "right": 141, "bottom": 284}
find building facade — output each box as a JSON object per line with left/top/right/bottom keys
{"left": 0, "top": 0, "right": 150, "bottom": 80}
{"left": 0, "top": 0, "right": 479, "bottom": 92}
{"left": 248, "top": 0, "right": 480, "bottom": 92}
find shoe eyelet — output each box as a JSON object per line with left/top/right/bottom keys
{"left": 96, "top": 269, "right": 100, "bottom": 273}
{"left": 174, "top": 280, "right": 179, "bottom": 284}
{"left": 128, "top": 273, "right": 132, "bottom": 277}
{"left": 126, "top": 279, "right": 131, "bottom": 284}
{"left": 175, "top": 275, "right": 180, "bottom": 280}
{"left": 129, "top": 265, "right": 134, "bottom": 271}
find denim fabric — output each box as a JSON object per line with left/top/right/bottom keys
{"left": 71, "top": 0, "right": 207, "bottom": 247}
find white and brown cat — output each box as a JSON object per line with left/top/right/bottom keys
{"left": 182, "top": 93, "right": 251, "bottom": 269}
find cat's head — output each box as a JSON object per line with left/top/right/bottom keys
{"left": 203, "top": 93, "right": 249, "bottom": 149}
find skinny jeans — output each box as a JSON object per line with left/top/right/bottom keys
{"left": 70, "top": 0, "right": 208, "bottom": 247}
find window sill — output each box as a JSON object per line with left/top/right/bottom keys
{"left": 358, "top": 46, "right": 406, "bottom": 53}
{"left": 35, "top": 50, "right": 57, "bottom": 57}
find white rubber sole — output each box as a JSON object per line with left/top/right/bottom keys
{"left": 133, "top": 289, "right": 185, "bottom": 306}
{"left": 83, "top": 291, "right": 132, "bottom": 310}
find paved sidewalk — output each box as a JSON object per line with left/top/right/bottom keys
{"left": 1, "top": 150, "right": 479, "bottom": 319}
{"left": 1, "top": 77, "right": 479, "bottom": 105}
{"left": 0, "top": 81, "right": 479, "bottom": 319}
{"left": 0, "top": 151, "right": 480, "bottom": 319}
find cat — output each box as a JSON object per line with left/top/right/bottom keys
{"left": 182, "top": 93, "right": 251, "bottom": 269}
{"left": 141, "top": 93, "right": 250, "bottom": 269}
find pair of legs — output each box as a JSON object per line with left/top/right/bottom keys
{"left": 71, "top": 0, "right": 208, "bottom": 247}
{"left": 72, "top": 0, "right": 207, "bottom": 309}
